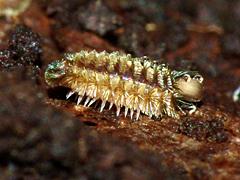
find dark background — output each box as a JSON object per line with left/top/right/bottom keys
{"left": 0, "top": 0, "right": 239, "bottom": 179}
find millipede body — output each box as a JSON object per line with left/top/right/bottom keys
{"left": 45, "top": 50, "right": 204, "bottom": 120}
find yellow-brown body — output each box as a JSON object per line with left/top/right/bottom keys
{"left": 45, "top": 50, "right": 203, "bottom": 120}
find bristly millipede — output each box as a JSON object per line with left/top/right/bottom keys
{"left": 45, "top": 50, "right": 204, "bottom": 120}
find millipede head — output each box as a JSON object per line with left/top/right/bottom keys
{"left": 172, "top": 71, "right": 204, "bottom": 102}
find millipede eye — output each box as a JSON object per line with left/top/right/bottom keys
{"left": 193, "top": 74, "right": 203, "bottom": 83}
{"left": 182, "top": 74, "right": 191, "bottom": 82}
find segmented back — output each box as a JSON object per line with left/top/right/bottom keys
{"left": 65, "top": 50, "right": 172, "bottom": 89}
